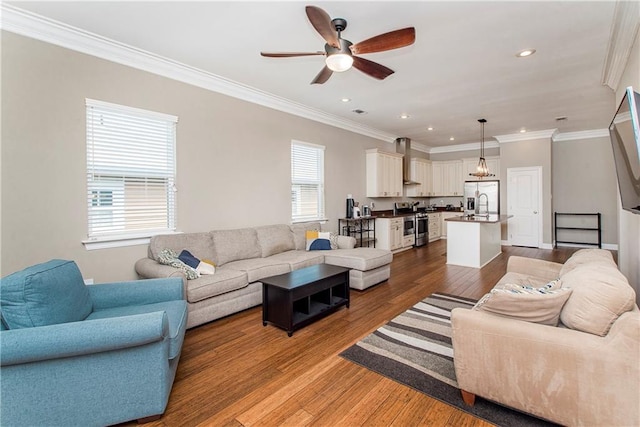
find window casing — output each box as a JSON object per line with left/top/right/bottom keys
{"left": 291, "top": 141, "right": 325, "bottom": 222}
{"left": 85, "top": 99, "right": 177, "bottom": 245}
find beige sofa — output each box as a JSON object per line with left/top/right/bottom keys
{"left": 451, "top": 249, "right": 639, "bottom": 426}
{"left": 135, "top": 223, "right": 392, "bottom": 328}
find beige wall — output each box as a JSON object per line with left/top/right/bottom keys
{"left": 1, "top": 32, "right": 390, "bottom": 282}
{"left": 615, "top": 28, "right": 640, "bottom": 303}
{"left": 499, "top": 138, "right": 553, "bottom": 245}
{"left": 552, "top": 136, "right": 618, "bottom": 246}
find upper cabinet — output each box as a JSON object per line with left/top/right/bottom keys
{"left": 366, "top": 149, "right": 403, "bottom": 197}
{"left": 462, "top": 156, "right": 500, "bottom": 181}
{"left": 406, "top": 158, "right": 433, "bottom": 197}
{"left": 431, "top": 160, "right": 463, "bottom": 196}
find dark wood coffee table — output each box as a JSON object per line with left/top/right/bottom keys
{"left": 262, "top": 264, "right": 350, "bottom": 336}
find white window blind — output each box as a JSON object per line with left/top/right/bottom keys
{"left": 86, "top": 99, "right": 177, "bottom": 240}
{"left": 291, "top": 141, "right": 325, "bottom": 222}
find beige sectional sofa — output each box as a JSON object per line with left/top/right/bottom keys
{"left": 135, "top": 223, "right": 392, "bottom": 328}
{"left": 451, "top": 249, "right": 639, "bottom": 426}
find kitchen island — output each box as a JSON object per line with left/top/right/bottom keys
{"left": 444, "top": 214, "right": 511, "bottom": 268}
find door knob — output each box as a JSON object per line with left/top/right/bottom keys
{"left": 533, "top": 211, "right": 538, "bottom": 214}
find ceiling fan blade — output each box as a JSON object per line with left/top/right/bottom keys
{"left": 261, "top": 51, "right": 325, "bottom": 58}
{"left": 352, "top": 56, "right": 395, "bottom": 80}
{"left": 305, "top": 6, "right": 340, "bottom": 48}
{"left": 350, "top": 27, "right": 416, "bottom": 55}
{"left": 311, "top": 66, "right": 333, "bottom": 84}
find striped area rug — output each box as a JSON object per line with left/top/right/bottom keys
{"left": 340, "top": 293, "right": 557, "bottom": 427}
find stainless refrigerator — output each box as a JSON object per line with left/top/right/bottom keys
{"left": 464, "top": 180, "right": 500, "bottom": 216}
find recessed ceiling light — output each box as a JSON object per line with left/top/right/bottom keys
{"left": 400, "top": 114, "right": 410, "bottom": 119}
{"left": 516, "top": 49, "right": 536, "bottom": 58}
{"left": 341, "top": 98, "right": 351, "bottom": 102}
{"left": 520, "top": 129, "right": 527, "bottom": 133}
{"left": 427, "top": 127, "right": 434, "bottom": 131}
{"left": 449, "top": 137, "right": 455, "bottom": 141}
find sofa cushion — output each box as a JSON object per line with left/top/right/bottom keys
{"left": 290, "top": 222, "right": 322, "bottom": 250}
{"left": 255, "top": 224, "right": 295, "bottom": 257}
{"left": 223, "top": 258, "right": 291, "bottom": 283}
{"left": 149, "top": 232, "right": 217, "bottom": 266}
{"left": 267, "top": 250, "right": 325, "bottom": 270}
{"left": 324, "top": 248, "right": 393, "bottom": 271}
{"left": 560, "top": 264, "right": 636, "bottom": 336}
{"left": 87, "top": 300, "right": 187, "bottom": 360}
{"left": 0, "top": 260, "right": 93, "bottom": 329}
{"left": 185, "top": 268, "right": 248, "bottom": 303}
{"left": 211, "top": 228, "right": 262, "bottom": 266}
{"left": 559, "top": 248, "right": 615, "bottom": 277}
{"left": 473, "top": 285, "right": 572, "bottom": 326}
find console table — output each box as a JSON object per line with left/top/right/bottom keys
{"left": 261, "top": 264, "right": 350, "bottom": 336}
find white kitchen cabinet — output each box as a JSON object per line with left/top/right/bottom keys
{"left": 406, "top": 158, "right": 432, "bottom": 197}
{"left": 463, "top": 156, "right": 500, "bottom": 181}
{"left": 428, "top": 212, "right": 441, "bottom": 242}
{"left": 366, "top": 149, "right": 403, "bottom": 197}
{"left": 444, "top": 161, "right": 464, "bottom": 196}
{"left": 440, "top": 212, "right": 461, "bottom": 238}
{"left": 432, "top": 160, "right": 463, "bottom": 196}
{"left": 431, "top": 162, "right": 444, "bottom": 196}
{"left": 376, "top": 217, "right": 404, "bottom": 251}
{"left": 403, "top": 234, "right": 415, "bottom": 248}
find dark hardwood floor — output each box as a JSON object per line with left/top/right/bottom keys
{"left": 126, "top": 241, "right": 583, "bottom": 427}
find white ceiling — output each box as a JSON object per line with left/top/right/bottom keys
{"left": 6, "top": 1, "right": 622, "bottom": 148}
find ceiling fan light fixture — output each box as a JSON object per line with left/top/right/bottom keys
{"left": 325, "top": 53, "right": 353, "bottom": 72}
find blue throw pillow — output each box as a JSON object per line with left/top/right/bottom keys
{"left": 0, "top": 260, "right": 93, "bottom": 329}
{"left": 178, "top": 250, "right": 200, "bottom": 269}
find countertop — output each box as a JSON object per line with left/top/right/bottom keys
{"left": 444, "top": 214, "right": 512, "bottom": 223}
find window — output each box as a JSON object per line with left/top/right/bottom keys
{"left": 291, "top": 141, "right": 325, "bottom": 222}
{"left": 85, "top": 99, "right": 177, "bottom": 245}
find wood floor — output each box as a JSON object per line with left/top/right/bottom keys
{"left": 125, "top": 241, "right": 582, "bottom": 427}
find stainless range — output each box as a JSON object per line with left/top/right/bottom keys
{"left": 414, "top": 211, "right": 429, "bottom": 247}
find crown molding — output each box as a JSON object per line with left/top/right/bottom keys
{"left": 428, "top": 140, "right": 500, "bottom": 154}
{"left": 0, "top": 4, "right": 398, "bottom": 143}
{"left": 601, "top": 1, "right": 640, "bottom": 90}
{"left": 494, "top": 129, "right": 558, "bottom": 144}
{"left": 552, "top": 128, "right": 610, "bottom": 142}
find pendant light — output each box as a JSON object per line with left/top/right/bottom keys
{"left": 469, "top": 118, "right": 495, "bottom": 178}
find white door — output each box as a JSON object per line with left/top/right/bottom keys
{"left": 507, "top": 167, "right": 542, "bottom": 247}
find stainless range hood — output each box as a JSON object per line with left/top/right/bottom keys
{"left": 395, "top": 137, "right": 420, "bottom": 186}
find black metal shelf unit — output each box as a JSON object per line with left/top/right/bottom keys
{"left": 339, "top": 217, "right": 376, "bottom": 248}
{"left": 554, "top": 212, "right": 602, "bottom": 249}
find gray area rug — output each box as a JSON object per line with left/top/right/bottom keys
{"left": 340, "top": 293, "right": 558, "bottom": 427}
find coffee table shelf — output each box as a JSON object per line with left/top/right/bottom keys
{"left": 262, "top": 264, "right": 350, "bottom": 336}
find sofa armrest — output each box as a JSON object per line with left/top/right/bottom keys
{"left": 451, "top": 307, "right": 640, "bottom": 426}
{"left": 506, "top": 256, "right": 562, "bottom": 280}
{"left": 88, "top": 277, "right": 184, "bottom": 309}
{"left": 0, "top": 311, "right": 169, "bottom": 366}
{"left": 336, "top": 235, "right": 356, "bottom": 249}
{"left": 135, "top": 257, "right": 187, "bottom": 280}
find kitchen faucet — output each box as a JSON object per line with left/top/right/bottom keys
{"left": 477, "top": 192, "right": 489, "bottom": 217}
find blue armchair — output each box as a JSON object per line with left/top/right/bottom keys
{"left": 0, "top": 259, "right": 188, "bottom": 426}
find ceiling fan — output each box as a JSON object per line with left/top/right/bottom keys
{"left": 260, "top": 6, "right": 416, "bottom": 84}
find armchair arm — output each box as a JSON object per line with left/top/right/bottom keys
{"left": 0, "top": 311, "right": 169, "bottom": 366}
{"left": 506, "top": 256, "right": 562, "bottom": 280}
{"left": 88, "top": 277, "right": 184, "bottom": 310}
{"left": 451, "top": 307, "right": 640, "bottom": 426}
